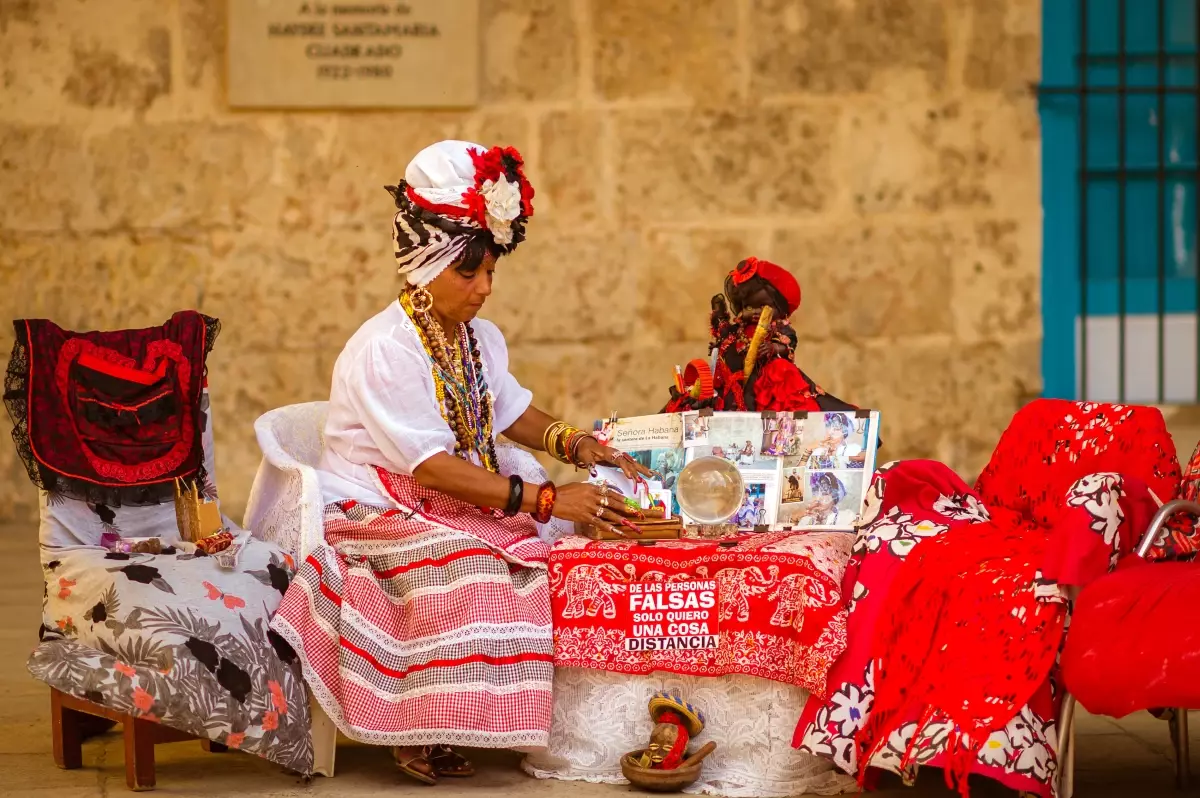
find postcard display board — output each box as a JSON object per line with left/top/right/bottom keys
{"left": 597, "top": 410, "right": 881, "bottom": 532}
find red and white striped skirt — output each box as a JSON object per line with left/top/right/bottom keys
{"left": 270, "top": 468, "right": 553, "bottom": 748}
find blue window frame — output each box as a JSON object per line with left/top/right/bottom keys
{"left": 1040, "top": 0, "right": 1199, "bottom": 402}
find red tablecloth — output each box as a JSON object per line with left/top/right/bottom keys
{"left": 548, "top": 531, "right": 853, "bottom": 696}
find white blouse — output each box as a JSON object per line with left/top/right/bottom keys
{"left": 317, "top": 300, "right": 533, "bottom": 505}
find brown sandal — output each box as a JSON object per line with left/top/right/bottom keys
{"left": 393, "top": 746, "right": 438, "bottom": 785}
{"left": 428, "top": 745, "right": 475, "bottom": 777}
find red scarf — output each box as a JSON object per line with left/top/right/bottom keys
{"left": 654, "top": 710, "right": 691, "bottom": 770}
{"left": 855, "top": 401, "right": 1180, "bottom": 795}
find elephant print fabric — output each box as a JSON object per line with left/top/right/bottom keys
{"left": 548, "top": 531, "right": 854, "bottom": 693}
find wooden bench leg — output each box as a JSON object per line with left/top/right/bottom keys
{"left": 124, "top": 717, "right": 157, "bottom": 792}
{"left": 51, "top": 687, "right": 201, "bottom": 790}
{"left": 51, "top": 689, "right": 84, "bottom": 770}
{"left": 200, "top": 739, "right": 228, "bottom": 754}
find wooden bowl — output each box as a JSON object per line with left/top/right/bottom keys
{"left": 620, "top": 749, "right": 703, "bottom": 792}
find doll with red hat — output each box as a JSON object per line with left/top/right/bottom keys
{"left": 664, "top": 258, "right": 861, "bottom": 415}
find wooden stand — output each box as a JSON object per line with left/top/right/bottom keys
{"left": 577, "top": 518, "right": 685, "bottom": 541}
{"left": 51, "top": 688, "right": 225, "bottom": 791}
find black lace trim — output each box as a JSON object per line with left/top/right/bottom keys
{"left": 200, "top": 313, "right": 220, "bottom": 379}
{"left": 3, "top": 314, "right": 221, "bottom": 508}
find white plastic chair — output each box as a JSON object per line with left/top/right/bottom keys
{"left": 244, "top": 401, "right": 329, "bottom": 562}
{"left": 242, "top": 401, "right": 339, "bottom": 777}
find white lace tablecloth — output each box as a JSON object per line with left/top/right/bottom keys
{"left": 522, "top": 667, "right": 855, "bottom": 797}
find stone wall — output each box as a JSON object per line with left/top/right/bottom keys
{"left": 0, "top": 0, "right": 1042, "bottom": 522}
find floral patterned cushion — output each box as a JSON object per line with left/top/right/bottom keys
{"left": 33, "top": 538, "right": 314, "bottom": 774}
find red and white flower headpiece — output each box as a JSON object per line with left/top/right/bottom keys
{"left": 386, "top": 140, "right": 535, "bottom": 287}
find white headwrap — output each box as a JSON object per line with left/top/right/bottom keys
{"left": 389, "top": 140, "right": 532, "bottom": 287}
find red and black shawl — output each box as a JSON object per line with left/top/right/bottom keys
{"left": 4, "top": 311, "right": 219, "bottom": 506}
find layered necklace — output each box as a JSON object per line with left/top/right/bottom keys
{"left": 400, "top": 290, "right": 499, "bottom": 472}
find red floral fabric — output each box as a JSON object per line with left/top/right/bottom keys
{"left": 1147, "top": 439, "right": 1200, "bottom": 561}
{"left": 860, "top": 402, "right": 1177, "bottom": 796}
{"left": 548, "top": 531, "right": 853, "bottom": 694}
{"left": 858, "top": 514, "right": 1067, "bottom": 794}
{"left": 796, "top": 400, "right": 1180, "bottom": 798}
{"left": 974, "top": 401, "right": 1179, "bottom": 527}
{"left": 4, "top": 312, "right": 217, "bottom": 506}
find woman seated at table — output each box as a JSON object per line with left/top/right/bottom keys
{"left": 270, "top": 140, "right": 647, "bottom": 785}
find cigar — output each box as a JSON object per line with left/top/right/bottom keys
{"left": 679, "top": 742, "right": 717, "bottom": 769}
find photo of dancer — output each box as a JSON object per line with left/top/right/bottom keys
{"left": 626, "top": 448, "right": 684, "bottom": 514}
{"left": 762, "top": 414, "right": 800, "bottom": 457}
{"left": 782, "top": 467, "right": 805, "bottom": 503}
{"left": 732, "top": 483, "right": 768, "bottom": 528}
{"left": 801, "top": 412, "right": 868, "bottom": 470}
{"left": 793, "top": 471, "right": 863, "bottom": 527}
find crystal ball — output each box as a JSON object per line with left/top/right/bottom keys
{"left": 676, "top": 456, "right": 745, "bottom": 524}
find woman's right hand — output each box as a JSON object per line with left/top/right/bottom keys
{"left": 552, "top": 482, "right": 643, "bottom": 537}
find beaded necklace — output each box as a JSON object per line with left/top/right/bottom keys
{"left": 399, "top": 291, "right": 499, "bottom": 472}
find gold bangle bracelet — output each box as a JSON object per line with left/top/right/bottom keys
{"left": 542, "top": 422, "right": 565, "bottom": 456}
{"left": 558, "top": 427, "right": 583, "bottom": 465}
{"left": 544, "top": 422, "right": 584, "bottom": 465}
{"left": 543, "top": 422, "right": 570, "bottom": 461}
{"left": 553, "top": 426, "right": 573, "bottom": 463}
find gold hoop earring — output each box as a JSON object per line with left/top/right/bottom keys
{"left": 409, "top": 287, "right": 434, "bottom": 314}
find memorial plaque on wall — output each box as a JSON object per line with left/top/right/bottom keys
{"left": 228, "top": 0, "right": 478, "bottom": 109}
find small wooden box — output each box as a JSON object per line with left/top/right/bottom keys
{"left": 578, "top": 518, "right": 683, "bottom": 541}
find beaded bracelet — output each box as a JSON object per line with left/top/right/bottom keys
{"left": 503, "top": 474, "right": 524, "bottom": 517}
{"left": 533, "top": 482, "right": 557, "bottom": 524}
{"left": 565, "top": 430, "right": 593, "bottom": 464}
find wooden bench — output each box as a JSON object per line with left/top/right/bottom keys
{"left": 51, "top": 688, "right": 228, "bottom": 791}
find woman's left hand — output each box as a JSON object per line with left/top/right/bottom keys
{"left": 574, "top": 437, "right": 656, "bottom": 482}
